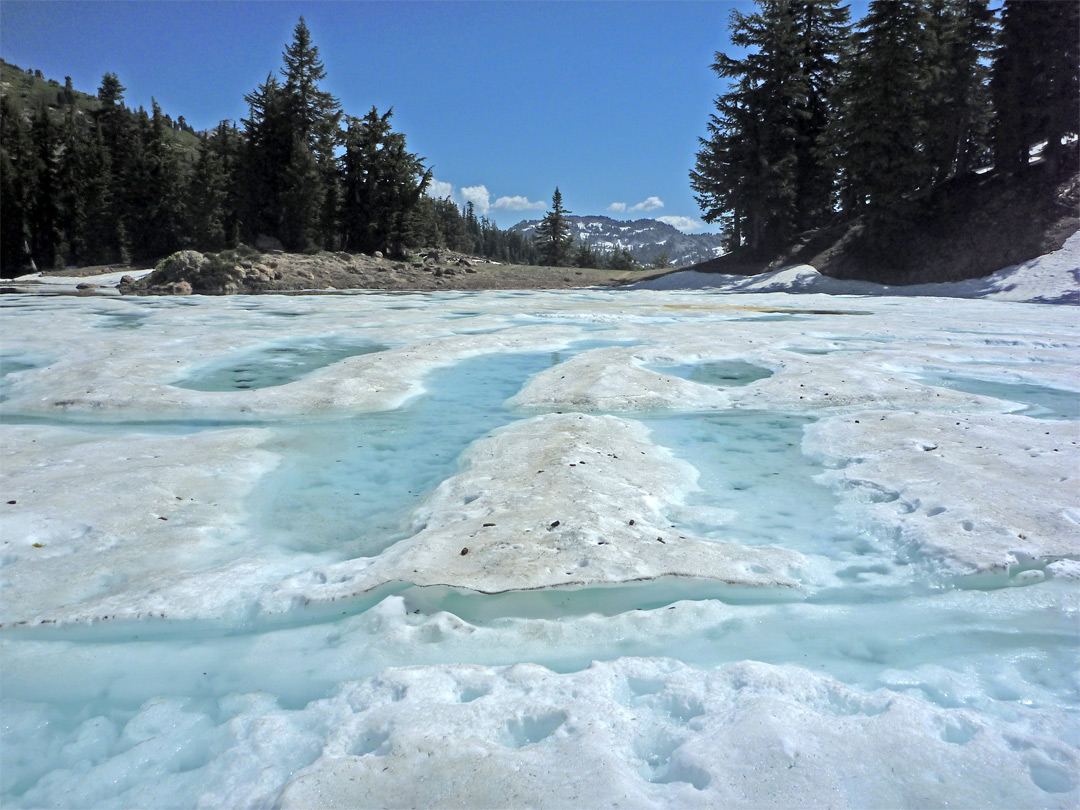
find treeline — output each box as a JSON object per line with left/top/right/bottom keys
{"left": 691, "top": 0, "right": 1079, "bottom": 257}
{"left": 0, "top": 18, "right": 537, "bottom": 276}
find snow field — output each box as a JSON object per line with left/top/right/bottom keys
{"left": 1, "top": 282, "right": 1078, "bottom": 808}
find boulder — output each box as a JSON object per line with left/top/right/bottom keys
{"left": 75, "top": 282, "right": 97, "bottom": 290}
{"left": 373, "top": 251, "right": 384, "bottom": 260}
{"left": 134, "top": 250, "right": 246, "bottom": 295}
{"left": 165, "top": 280, "right": 193, "bottom": 296}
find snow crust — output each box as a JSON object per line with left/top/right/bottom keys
{"left": 634, "top": 229, "right": 1080, "bottom": 304}
{"left": 805, "top": 411, "right": 1080, "bottom": 575}
{"left": 1, "top": 267, "right": 1078, "bottom": 808}
{"left": 9, "top": 268, "right": 154, "bottom": 287}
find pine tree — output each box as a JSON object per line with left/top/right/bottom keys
{"left": 992, "top": 0, "right": 1079, "bottom": 176}
{"left": 279, "top": 137, "right": 322, "bottom": 250}
{"left": 280, "top": 16, "right": 342, "bottom": 249}
{"left": 574, "top": 240, "right": 601, "bottom": 268}
{"left": 836, "top": 0, "right": 933, "bottom": 223}
{"left": 125, "top": 99, "right": 188, "bottom": 260}
{"left": 340, "top": 106, "right": 431, "bottom": 256}
{"left": 27, "top": 105, "right": 61, "bottom": 270}
{"left": 186, "top": 132, "right": 231, "bottom": 251}
{"left": 692, "top": 0, "right": 848, "bottom": 254}
{"left": 790, "top": 0, "right": 850, "bottom": 229}
{"left": 0, "top": 96, "right": 32, "bottom": 275}
{"left": 75, "top": 122, "right": 117, "bottom": 265}
{"left": 240, "top": 73, "right": 291, "bottom": 241}
{"left": 534, "top": 187, "right": 574, "bottom": 266}
{"left": 55, "top": 105, "right": 87, "bottom": 264}
{"left": 923, "top": 0, "right": 994, "bottom": 182}
{"left": 92, "top": 72, "right": 132, "bottom": 261}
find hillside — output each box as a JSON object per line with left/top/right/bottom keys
{"left": 0, "top": 58, "right": 200, "bottom": 155}
{"left": 679, "top": 152, "right": 1080, "bottom": 286}
{"left": 510, "top": 215, "right": 724, "bottom": 267}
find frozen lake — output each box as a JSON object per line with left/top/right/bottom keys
{"left": 1, "top": 286, "right": 1078, "bottom": 809}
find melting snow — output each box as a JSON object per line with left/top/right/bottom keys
{"left": 635, "top": 229, "right": 1080, "bottom": 305}
{"left": 1, "top": 240, "right": 1078, "bottom": 808}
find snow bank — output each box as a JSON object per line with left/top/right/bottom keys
{"left": 633, "top": 229, "right": 1080, "bottom": 304}
{"left": 9, "top": 268, "right": 154, "bottom": 287}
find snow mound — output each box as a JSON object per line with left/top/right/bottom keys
{"left": 634, "top": 230, "right": 1080, "bottom": 304}
{"left": 10, "top": 268, "right": 154, "bottom": 287}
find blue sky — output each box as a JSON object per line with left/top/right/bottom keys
{"left": 2, "top": 1, "right": 770, "bottom": 231}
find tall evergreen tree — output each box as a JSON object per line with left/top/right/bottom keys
{"left": 73, "top": 121, "right": 117, "bottom": 265}
{"left": 340, "top": 106, "right": 431, "bottom": 256}
{"left": 186, "top": 132, "right": 231, "bottom": 251}
{"left": 534, "top": 187, "right": 574, "bottom": 266}
{"left": 240, "top": 73, "right": 291, "bottom": 241}
{"left": 92, "top": 72, "right": 132, "bottom": 261}
{"left": 836, "top": 0, "right": 933, "bottom": 223}
{"left": 0, "top": 95, "right": 32, "bottom": 274}
{"left": 991, "top": 0, "right": 1079, "bottom": 176}
{"left": 923, "top": 0, "right": 994, "bottom": 182}
{"left": 126, "top": 99, "right": 188, "bottom": 260}
{"left": 790, "top": 0, "right": 850, "bottom": 229}
{"left": 55, "top": 104, "right": 87, "bottom": 264}
{"left": 692, "top": 0, "right": 849, "bottom": 254}
{"left": 280, "top": 16, "right": 342, "bottom": 249}
{"left": 27, "top": 105, "right": 61, "bottom": 270}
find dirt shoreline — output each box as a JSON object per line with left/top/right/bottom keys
{"left": 28, "top": 250, "right": 671, "bottom": 294}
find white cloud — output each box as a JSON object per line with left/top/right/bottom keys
{"left": 630, "top": 196, "right": 664, "bottom": 212}
{"left": 607, "top": 202, "right": 627, "bottom": 213}
{"left": 493, "top": 195, "right": 546, "bottom": 211}
{"left": 460, "top": 185, "right": 491, "bottom": 215}
{"left": 427, "top": 178, "right": 455, "bottom": 200}
{"left": 657, "top": 215, "right": 705, "bottom": 233}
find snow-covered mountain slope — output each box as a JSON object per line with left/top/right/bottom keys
{"left": 631, "top": 229, "right": 1080, "bottom": 304}
{"left": 511, "top": 215, "right": 725, "bottom": 267}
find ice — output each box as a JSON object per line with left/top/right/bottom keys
{"left": 911, "top": 371, "right": 1080, "bottom": 420}
{"left": 2, "top": 268, "right": 1079, "bottom": 807}
{"left": 174, "top": 336, "right": 388, "bottom": 391}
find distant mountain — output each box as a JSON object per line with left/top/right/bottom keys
{"left": 509, "top": 215, "right": 725, "bottom": 267}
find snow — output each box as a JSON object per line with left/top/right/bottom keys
{"left": 634, "top": 229, "right": 1080, "bottom": 304}
{"left": 1, "top": 238, "right": 1079, "bottom": 808}
{"left": 9, "top": 268, "right": 154, "bottom": 288}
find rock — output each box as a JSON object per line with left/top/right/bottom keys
{"left": 75, "top": 282, "right": 97, "bottom": 290}
{"left": 119, "top": 275, "right": 135, "bottom": 286}
{"left": 131, "top": 250, "right": 248, "bottom": 295}
{"left": 255, "top": 234, "right": 285, "bottom": 252}
{"left": 335, "top": 252, "right": 352, "bottom": 262}
{"left": 424, "top": 250, "right": 442, "bottom": 263}
{"left": 164, "top": 280, "right": 193, "bottom": 296}
{"left": 374, "top": 251, "right": 384, "bottom": 259}
{"left": 456, "top": 258, "right": 473, "bottom": 268}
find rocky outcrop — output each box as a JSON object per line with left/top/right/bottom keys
{"left": 120, "top": 249, "right": 289, "bottom": 295}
